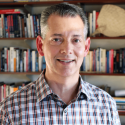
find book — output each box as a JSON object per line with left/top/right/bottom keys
{"left": 4, "top": 47, "right": 7, "bottom": 72}
{"left": 89, "top": 13, "right": 92, "bottom": 36}
{"left": 106, "top": 51, "right": 109, "bottom": 73}
{"left": 114, "top": 90, "right": 125, "bottom": 97}
{"left": 0, "top": 9, "right": 25, "bottom": 14}
{"left": 116, "top": 49, "right": 120, "bottom": 73}
{"left": 123, "top": 48, "right": 125, "bottom": 73}
{"left": 92, "top": 10, "right": 96, "bottom": 35}
{"left": 1, "top": 14, "right": 5, "bottom": 38}
{"left": 114, "top": 97, "right": 125, "bottom": 104}
{"left": 32, "top": 50, "right": 36, "bottom": 72}
{"left": 119, "top": 48, "right": 123, "bottom": 73}
{"left": 109, "top": 49, "right": 114, "bottom": 73}
{"left": 16, "top": 48, "right": 20, "bottom": 72}
{"left": 114, "top": 50, "right": 117, "bottom": 73}
{"left": 10, "top": 47, "right": 14, "bottom": 72}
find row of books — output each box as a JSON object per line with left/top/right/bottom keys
{"left": 0, "top": 9, "right": 41, "bottom": 38}
{"left": 0, "top": 8, "right": 100, "bottom": 38}
{"left": 0, "top": 47, "right": 46, "bottom": 72}
{"left": 87, "top": 10, "right": 100, "bottom": 37}
{"left": 80, "top": 47, "right": 125, "bottom": 73}
{"left": 114, "top": 97, "right": 125, "bottom": 111}
{"left": 0, "top": 81, "right": 31, "bottom": 102}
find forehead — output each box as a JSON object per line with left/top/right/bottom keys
{"left": 47, "top": 14, "right": 84, "bottom": 36}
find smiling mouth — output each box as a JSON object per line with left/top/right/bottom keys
{"left": 57, "top": 59, "right": 75, "bottom": 63}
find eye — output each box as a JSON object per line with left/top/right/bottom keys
{"left": 53, "top": 38, "right": 60, "bottom": 42}
{"left": 50, "top": 38, "right": 62, "bottom": 45}
{"left": 73, "top": 39, "right": 80, "bottom": 43}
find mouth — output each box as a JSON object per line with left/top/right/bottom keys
{"left": 57, "top": 59, "right": 75, "bottom": 63}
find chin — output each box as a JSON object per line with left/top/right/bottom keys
{"left": 57, "top": 69, "right": 78, "bottom": 77}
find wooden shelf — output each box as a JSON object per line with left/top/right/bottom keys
{"left": 90, "top": 36, "right": 125, "bottom": 39}
{"left": 0, "top": 38, "right": 35, "bottom": 40}
{"left": 80, "top": 72, "right": 125, "bottom": 76}
{"left": 0, "top": 0, "right": 125, "bottom": 7}
{"left": 0, "top": 72, "right": 41, "bottom": 75}
{"left": 0, "top": 71, "right": 125, "bottom": 76}
{"left": 0, "top": 37, "right": 125, "bottom": 40}
{"left": 118, "top": 110, "right": 125, "bottom": 116}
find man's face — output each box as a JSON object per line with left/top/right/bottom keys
{"left": 41, "top": 14, "right": 89, "bottom": 77}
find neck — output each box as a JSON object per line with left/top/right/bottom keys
{"left": 45, "top": 69, "right": 79, "bottom": 105}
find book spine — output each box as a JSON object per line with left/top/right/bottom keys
{"left": 3, "top": 84, "right": 6, "bottom": 99}
{"left": 35, "top": 51, "right": 38, "bottom": 72}
{"left": 4, "top": 47, "right": 7, "bottom": 72}
{"left": 119, "top": 49, "right": 122, "bottom": 73}
{"left": 106, "top": 51, "right": 109, "bottom": 73}
{"left": 33, "top": 15, "right": 37, "bottom": 37}
{"left": 1, "top": 14, "right": 4, "bottom": 38}
{"left": 23, "top": 14, "right": 27, "bottom": 38}
{"left": 16, "top": 49, "right": 20, "bottom": 72}
{"left": 0, "top": 50, "right": 1, "bottom": 72}
{"left": 1, "top": 48, "right": 4, "bottom": 72}
{"left": 42, "top": 56, "right": 46, "bottom": 71}
{"left": 28, "top": 13, "right": 31, "bottom": 38}
{"left": 10, "top": 47, "right": 14, "bottom": 72}
{"left": 114, "top": 50, "right": 117, "bottom": 73}
{"left": 21, "top": 18, "right": 25, "bottom": 37}
{"left": 8, "top": 50, "right": 10, "bottom": 72}
{"left": 26, "top": 50, "right": 28, "bottom": 72}
{"left": 0, "top": 18, "right": 2, "bottom": 38}
{"left": 20, "top": 49, "right": 23, "bottom": 72}
{"left": 37, "top": 15, "right": 40, "bottom": 35}
{"left": 28, "top": 49, "right": 30, "bottom": 71}
{"left": 14, "top": 50, "right": 16, "bottom": 72}
{"left": 5, "top": 17, "right": 8, "bottom": 38}
{"left": 110, "top": 49, "right": 114, "bottom": 73}
{"left": 92, "top": 10, "right": 96, "bottom": 36}
{"left": 32, "top": 51, "right": 35, "bottom": 72}
{"left": 123, "top": 49, "right": 125, "bottom": 73}
{"left": 30, "top": 15, "right": 34, "bottom": 38}
{"left": 89, "top": 13, "right": 92, "bottom": 36}
{"left": 38, "top": 54, "right": 42, "bottom": 72}
{"left": 19, "top": 15, "right": 22, "bottom": 37}
{"left": 24, "top": 50, "right": 26, "bottom": 72}
{"left": 11, "top": 15, "right": 14, "bottom": 38}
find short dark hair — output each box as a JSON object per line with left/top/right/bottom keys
{"left": 40, "top": 2, "right": 88, "bottom": 40}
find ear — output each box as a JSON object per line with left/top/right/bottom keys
{"left": 36, "top": 35, "right": 44, "bottom": 56}
{"left": 84, "top": 37, "right": 91, "bottom": 57}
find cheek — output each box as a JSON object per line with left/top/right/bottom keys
{"left": 44, "top": 45, "right": 59, "bottom": 59}
{"left": 75, "top": 47, "right": 85, "bottom": 57}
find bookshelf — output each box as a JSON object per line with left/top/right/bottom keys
{"left": 0, "top": 1, "right": 125, "bottom": 123}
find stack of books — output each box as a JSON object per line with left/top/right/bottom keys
{"left": 114, "top": 97, "right": 125, "bottom": 111}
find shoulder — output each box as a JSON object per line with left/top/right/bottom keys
{"left": 83, "top": 81, "right": 116, "bottom": 105}
{"left": 0, "top": 81, "right": 36, "bottom": 108}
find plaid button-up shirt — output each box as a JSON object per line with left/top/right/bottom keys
{"left": 0, "top": 70, "right": 121, "bottom": 125}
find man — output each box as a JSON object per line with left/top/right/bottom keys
{"left": 0, "top": 3, "right": 121, "bottom": 125}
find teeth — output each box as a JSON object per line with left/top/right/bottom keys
{"left": 58, "top": 59, "right": 73, "bottom": 63}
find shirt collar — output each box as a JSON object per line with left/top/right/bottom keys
{"left": 35, "top": 70, "right": 95, "bottom": 103}
{"left": 36, "top": 70, "right": 53, "bottom": 103}
{"left": 78, "top": 75, "right": 95, "bottom": 100}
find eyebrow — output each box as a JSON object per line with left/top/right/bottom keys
{"left": 51, "top": 34, "right": 82, "bottom": 37}
{"left": 51, "top": 34, "right": 63, "bottom": 37}
{"left": 72, "top": 35, "right": 82, "bottom": 37}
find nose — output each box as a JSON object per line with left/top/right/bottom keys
{"left": 60, "top": 40, "right": 73, "bottom": 55}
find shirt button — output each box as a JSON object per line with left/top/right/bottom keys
{"left": 64, "top": 109, "right": 67, "bottom": 114}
